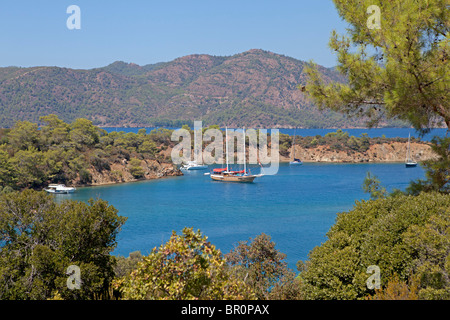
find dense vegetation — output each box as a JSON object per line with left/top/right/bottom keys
{"left": 1, "top": 0, "right": 448, "bottom": 299}
{"left": 305, "top": 0, "right": 448, "bottom": 132}
{"left": 1, "top": 115, "right": 418, "bottom": 192}
{"left": 0, "top": 190, "right": 126, "bottom": 299}
{"left": 297, "top": 0, "right": 450, "bottom": 301}
{"left": 0, "top": 189, "right": 448, "bottom": 300}
{"left": 297, "top": 192, "right": 450, "bottom": 300}
{"left": 0, "top": 50, "right": 408, "bottom": 129}
{"left": 0, "top": 115, "right": 175, "bottom": 191}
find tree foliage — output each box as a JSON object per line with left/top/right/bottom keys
{"left": 115, "top": 228, "right": 255, "bottom": 300}
{"left": 407, "top": 136, "right": 450, "bottom": 194}
{"left": 362, "top": 171, "right": 388, "bottom": 199}
{"left": 304, "top": 0, "right": 449, "bottom": 132}
{"left": 225, "top": 233, "right": 302, "bottom": 300}
{"left": 0, "top": 190, "right": 127, "bottom": 300}
{"left": 297, "top": 192, "right": 450, "bottom": 300}
{"left": 0, "top": 115, "right": 176, "bottom": 190}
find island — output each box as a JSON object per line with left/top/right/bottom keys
{"left": 0, "top": 116, "right": 436, "bottom": 193}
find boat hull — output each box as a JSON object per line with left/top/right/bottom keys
{"left": 405, "top": 162, "right": 417, "bottom": 168}
{"left": 210, "top": 174, "right": 256, "bottom": 183}
{"left": 183, "top": 166, "right": 208, "bottom": 170}
{"left": 289, "top": 161, "right": 302, "bottom": 165}
{"left": 44, "top": 189, "right": 75, "bottom": 194}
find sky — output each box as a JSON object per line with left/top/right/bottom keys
{"left": 0, "top": 0, "right": 351, "bottom": 69}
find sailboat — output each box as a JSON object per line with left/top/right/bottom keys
{"left": 405, "top": 133, "right": 417, "bottom": 167}
{"left": 210, "top": 127, "right": 260, "bottom": 183}
{"left": 289, "top": 128, "right": 302, "bottom": 165}
{"left": 181, "top": 129, "right": 208, "bottom": 170}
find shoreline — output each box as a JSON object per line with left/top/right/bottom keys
{"left": 62, "top": 160, "right": 423, "bottom": 191}
{"left": 70, "top": 174, "right": 182, "bottom": 189}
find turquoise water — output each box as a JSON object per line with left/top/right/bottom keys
{"left": 62, "top": 162, "right": 426, "bottom": 270}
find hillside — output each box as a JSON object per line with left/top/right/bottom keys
{"left": 0, "top": 49, "right": 407, "bottom": 128}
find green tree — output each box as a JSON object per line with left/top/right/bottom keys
{"left": 304, "top": 0, "right": 449, "bottom": 194}
{"left": 9, "top": 147, "right": 46, "bottom": 189}
{"left": 114, "top": 251, "right": 143, "bottom": 279}
{"left": 407, "top": 136, "right": 450, "bottom": 194}
{"left": 39, "top": 114, "right": 70, "bottom": 147}
{"left": 69, "top": 118, "right": 100, "bottom": 150}
{"left": 139, "top": 140, "right": 158, "bottom": 156}
{"left": 116, "top": 228, "right": 255, "bottom": 300}
{"left": 7, "top": 121, "right": 40, "bottom": 151}
{"left": 128, "top": 158, "right": 145, "bottom": 178}
{"left": 225, "top": 233, "right": 301, "bottom": 300}
{"left": 0, "top": 190, "right": 127, "bottom": 299}
{"left": 0, "top": 147, "right": 15, "bottom": 187}
{"left": 304, "top": 0, "right": 449, "bottom": 132}
{"left": 362, "top": 171, "right": 388, "bottom": 199}
{"left": 297, "top": 192, "right": 450, "bottom": 300}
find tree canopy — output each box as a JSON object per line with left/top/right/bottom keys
{"left": 115, "top": 228, "right": 255, "bottom": 300}
{"left": 304, "top": 0, "right": 449, "bottom": 132}
{"left": 0, "top": 190, "right": 127, "bottom": 299}
{"left": 298, "top": 192, "right": 450, "bottom": 300}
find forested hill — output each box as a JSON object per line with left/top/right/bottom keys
{"left": 0, "top": 49, "right": 406, "bottom": 128}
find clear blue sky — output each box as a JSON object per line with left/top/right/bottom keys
{"left": 0, "top": 0, "right": 350, "bottom": 69}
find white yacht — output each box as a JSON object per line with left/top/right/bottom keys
{"left": 44, "top": 184, "right": 76, "bottom": 194}
{"left": 180, "top": 161, "right": 208, "bottom": 171}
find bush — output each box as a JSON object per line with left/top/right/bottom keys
{"left": 297, "top": 192, "right": 450, "bottom": 300}
{"left": 115, "top": 228, "right": 255, "bottom": 300}
{"left": 129, "top": 158, "right": 144, "bottom": 179}
{"left": 0, "top": 190, "right": 126, "bottom": 300}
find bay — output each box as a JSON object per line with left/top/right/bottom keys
{"left": 62, "top": 162, "right": 426, "bottom": 270}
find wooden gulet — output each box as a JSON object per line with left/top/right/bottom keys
{"left": 210, "top": 127, "right": 260, "bottom": 183}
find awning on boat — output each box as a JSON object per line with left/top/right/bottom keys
{"left": 212, "top": 168, "right": 246, "bottom": 174}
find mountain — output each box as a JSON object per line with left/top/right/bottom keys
{"left": 0, "top": 49, "right": 405, "bottom": 128}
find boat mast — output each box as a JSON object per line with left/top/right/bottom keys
{"left": 407, "top": 133, "right": 411, "bottom": 162}
{"left": 225, "top": 127, "right": 229, "bottom": 172}
{"left": 243, "top": 127, "right": 246, "bottom": 174}
{"left": 292, "top": 128, "right": 296, "bottom": 161}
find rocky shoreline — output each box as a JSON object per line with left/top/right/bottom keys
{"left": 73, "top": 158, "right": 182, "bottom": 187}
{"left": 281, "top": 141, "right": 435, "bottom": 163}
{"left": 70, "top": 140, "right": 435, "bottom": 188}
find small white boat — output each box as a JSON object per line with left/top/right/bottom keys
{"left": 44, "top": 184, "right": 76, "bottom": 194}
{"left": 180, "top": 161, "right": 208, "bottom": 170}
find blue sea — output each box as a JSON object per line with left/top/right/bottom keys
{"left": 63, "top": 160, "right": 427, "bottom": 271}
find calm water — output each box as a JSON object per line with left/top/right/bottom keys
{"left": 62, "top": 162, "right": 426, "bottom": 270}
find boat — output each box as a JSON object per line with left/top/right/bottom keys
{"left": 210, "top": 127, "right": 261, "bottom": 183}
{"left": 180, "top": 161, "right": 208, "bottom": 170}
{"left": 44, "top": 184, "right": 76, "bottom": 194}
{"left": 405, "top": 133, "right": 417, "bottom": 167}
{"left": 289, "top": 128, "right": 303, "bottom": 165}
{"left": 182, "top": 127, "right": 208, "bottom": 170}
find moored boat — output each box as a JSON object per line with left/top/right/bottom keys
{"left": 180, "top": 161, "right": 208, "bottom": 170}
{"left": 210, "top": 127, "right": 261, "bottom": 183}
{"left": 405, "top": 133, "right": 417, "bottom": 167}
{"left": 44, "top": 184, "right": 76, "bottom": 194}
{"left": 289, "top": 128, "right": 302, "bottom": 165}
